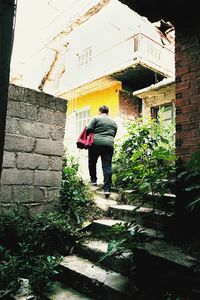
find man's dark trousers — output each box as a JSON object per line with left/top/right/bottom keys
{"left": 88, "top": 145, "right": 114, "bottom": 192}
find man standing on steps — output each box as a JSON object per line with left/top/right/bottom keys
{"left": 86, "top": 105, "right": 118, "bottom": 199}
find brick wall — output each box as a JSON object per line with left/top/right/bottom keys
{"left": 175, "top": 31, "right": 200, "bottom": 161}
{"left": 119, "top": 90, "right": 141, "bottom": 120}
{"left": 0, "top": 84, "right": 67, "bottom": 214}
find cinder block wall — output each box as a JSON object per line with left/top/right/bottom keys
{"left": 175, "top": 30, "right": 200, "bottom": 161}
{"left": 0, "top": 84, "right": 67, "bottom": 214}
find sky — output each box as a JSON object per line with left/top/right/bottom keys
{"left": 11, "top": 0, "right": 101, "bottom": 63}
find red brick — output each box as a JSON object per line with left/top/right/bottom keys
{"left": 183, "top": 121, "right": 199, "bottom": 130}
{"left": 176, "top": 81, "right": 190, "bottom": 91}
{"left": 181, "top": 104, "right": 199, "bottom": 113}
{"left": 175, "top": 98, "right": 190, "bottom": 106}
{"left": 176, "top": 66, "right": 189, "bottom": 76}
{"left": 190, "top": 111, "right": 200, "bottom": 120}
{"left": 189, "top": 95, "right": 200, "bottom": 104}
{"left": 183, "top": 72, "right": 197, "bottom": 81}
{"left": 176, "top": 114, "right": 190, "bottom": 122}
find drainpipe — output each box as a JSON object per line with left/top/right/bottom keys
{"left": 0, "top": 0, "right": 16, "bottom": 179}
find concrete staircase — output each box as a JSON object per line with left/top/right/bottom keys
{"left": 45, "top": 186, "right": 200, "bottom": 300}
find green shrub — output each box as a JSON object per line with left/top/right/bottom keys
{"left": 0, "top": 207, "right": 74, "bottom": 297}
{"left": 0, "top": 156, "right": 100, "bottom": 297}
{"left": 113, "top": 116, "right": 175, "bottom": 200}
{"left": 60, "top": 156, "right": 98, "bottom": 225}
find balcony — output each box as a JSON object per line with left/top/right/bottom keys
{"left": 111, "top": 33, "right": 175, "bottom": 92}
{"left": 60, "top": 32, "right": 174, "bottom": 93}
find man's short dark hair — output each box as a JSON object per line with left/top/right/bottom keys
{"left": 99, "top": 105, "right": 109, "bottom": 114}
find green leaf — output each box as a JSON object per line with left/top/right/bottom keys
{"left": 131, "top": 150, "right": 142, "bottom": 161}
{"left": 185, "top": 184, "right": 200, "bottom": 191}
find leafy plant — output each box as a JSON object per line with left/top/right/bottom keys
{"left": 0, "top": 154, "right": 102, "bottom": 298}
{"left": 177, "top": 150, "right": 200, "bottom": 212}
{"left": 112, "top": 114, "right": 175, "bottom": 235}
{"left": 97, "top": 222, "right": 150, "bottom": 263}
{"left": 60, "top": 156, "right": 99, "bottom": 225}
{"left": 113, "top": 115, "right": 175, "bottom": 194}
{"left": 0, "top": 246, "right": 20, "bottom": 298}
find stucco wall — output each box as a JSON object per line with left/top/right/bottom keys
{"left": 0, "top": 84, "right": 67, "bottom": 214}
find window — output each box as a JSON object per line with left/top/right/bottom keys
{"left": 151, "top": 104, "right": 174, "bottom": 127}
{"left": 78, "top": 47, "right": 92, "bottom": 68}
{"left": 147, "top": 44, "right": 161, "bottom": 60}
{"left": 75, "top": 107, "right": 90, "bottom": 135}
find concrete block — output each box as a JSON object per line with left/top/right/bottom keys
{"left": 18, "top": 120, "right": 51, "bottom": 138}
{"left": 5, "top": 117, "right": 19, "bottom": 134}
{"left": 46, "top": 187, "right": 60, "bottom": 202}
{"left": 17, "top": 153, "right": 49, "bottom": 170}
{"left": 8, "top": 84, "right": 25, "bottom": 101}
{"left": 55, "top": 98, "right": 67, "bottom": 112}
{"left": 2, "top": 151, "right": 16, "bottom": 168}
{"left": 13, "top": 185, "right": 35, "bottom": 202}
{"left": 34, "top": 187, "right": 46, "bottom": 202}
{"left": 7, "top": 101, "right": 37, "bottom": 120}
{"left": 1, "top": 169, "right": 34, "bottom": 185}
{"left": 37, "top": 92, "right": 56, "bottom": 110}
{"left": 54, "top": 111, "right": 66, "bottom": 126}
{"left": 0, "top": 185, "right": 13, "bottom": 202}
{"left": 35, "top": 139, "right": 63, "bottom": 156}
{"left": 51, "top": 125, "right": 65, "bottom": 140}
{"left": 48, "top": 156, "right": 62, "bottom": 171}
{"left": 34, "top": 170, "right": 61, "bottom": 187}
{"left": 4, "top": 134, "right": 35, "bottom": 152}
{"left": 37, "top": 107, "right": 55, "bottom": 124}
{"left": 23, "top": 87, "right": 39, "bottom": 105}
{"left": 27, "top": 203, "right": 45, "bottom": 216}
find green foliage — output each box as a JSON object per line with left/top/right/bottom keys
{"left": 0, "top": 155, "right": 100, "bottom": 298}
{"left": 177, "top": 150, "right": 200, "bottom": 212}
{"left": 97, "top": 222, "right": 149, "bottom": 263}
{"left": 113, "top": 116, "right": 175, "bottom": 201}
{"left": 0, "top": 205, "right": 78, "bottom": 297}
{"left": 0, "top": 246, "right": 20, "bottom": 298}
{"left": 60, "top": 156, "right": 96, "bottom": 225}
{"left": 0, "top": 208, "right": 68, "bottom": 293}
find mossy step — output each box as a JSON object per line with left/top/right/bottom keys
{"left": 44, "top": 281, "right": 92, "bottom": 299}
{"left": 76, "top": 238, "right": 133, "bottom": 277}
{"left": 59, "top": 255, "right": 132, "bottom": 300}
{"left": 134, "top": 240, "right": 200, "bottom": 296}
{"left": 94, "top": 190, "right": 121, "bottom": 201}
{"left": 106, "top": 204, "right": 173, "bottom": 231}
{"left": 87, "top": 219, "right": 164, "bottom": 239}
{"left": 92, "top": 194, "right": 118, "bottom": 211}
{"left": 137, "top": 239, "right": 199, "bottom": 269}
{"left": 121, "top": 190, "right": 176, "bottom": 211}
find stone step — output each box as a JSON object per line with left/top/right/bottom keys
{"left": 94, "top": 190, "right": 121, "bottom": 201}
{"left": 106, "top": 204, "right": 173, "bottom": 231}
{"left": 92, "top": 194, "right": 118, "bottom": 211}
{"left": 43, "top": 281, "right": 92, "bottom": 299}
{"left": 59, "top": 254, "right": 133, "bottom": 300}
{"left": 121, "top": 190, "right": 176, "bottom": 212}
{"left": 134, "top": 240, "right": 200, "bottom": 296}
{"left": 85, "top": 218, "right": 164, "bottom": 239}
{"left": 138, "top": 239, "right": 199, "bottom": 269}
{"left": 75, "top": 238, "right": 133, "bottom": 278}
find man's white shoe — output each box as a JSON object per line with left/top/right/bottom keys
{"left": 90, "top": 181, "right": 97, "bottom": 186}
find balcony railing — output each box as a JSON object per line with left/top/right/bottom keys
{"left": 62, "top": 32, "right": 175, "bottom": 90}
